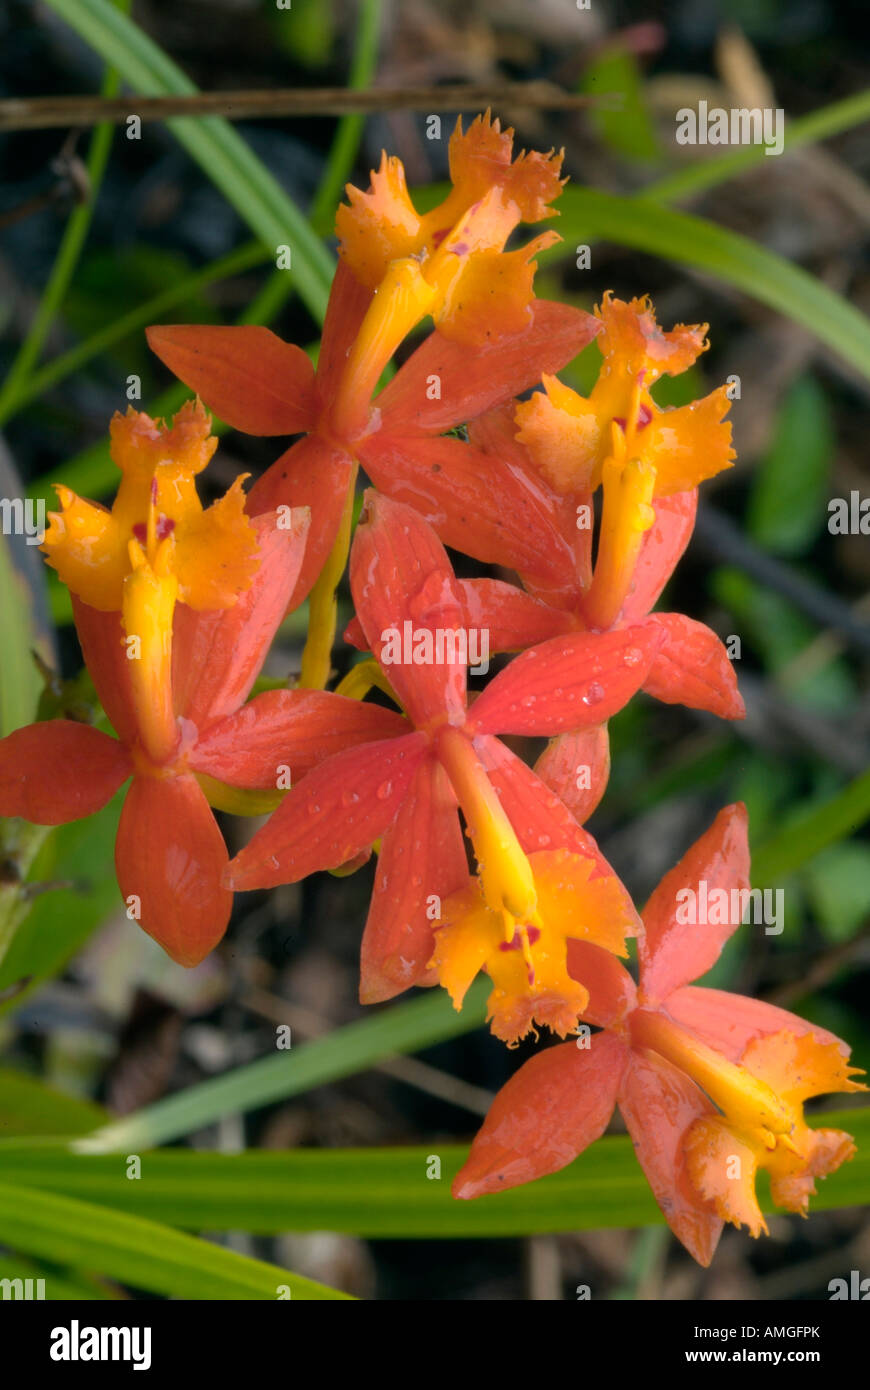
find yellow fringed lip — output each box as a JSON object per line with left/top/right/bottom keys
{"left": 631, "top": 1015, "right": 867, "bottom": 1238}
{"left": 42, "top": 400, "right": 260, "bottom": 615}
{"left": 514, "top": 292, "right": 735, "bottom": 501}
{"left": 430, "top": 846, "right": 633, "bottom": 1045}
{"left": 41, "top": 400, "right": 261, "bottom": 766}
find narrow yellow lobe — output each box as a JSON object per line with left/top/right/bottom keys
{"left": 436, "top": 725, "right": 540, "bottom": 930}
{"left": 429, "top": 847, "right": 633, "bottom": 1044}
{"left": 630, "top": 1009, "right": 793, "bottom": 1140}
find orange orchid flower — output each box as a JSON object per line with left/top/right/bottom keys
{"left": 224, "top": 493, "right": 651, "bottom": 1035}
{"left": 454, "top": 804, "right": 865, "bottom": 1264}
{"left": 145, "top": 115, "right": 599, "bottom": 610}
{"left": 0, "top": 410, "right": 407, "bottom": 964}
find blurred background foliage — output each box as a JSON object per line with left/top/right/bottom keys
{"left": 0, "top": 0, "right": 867, "bottom": 1300}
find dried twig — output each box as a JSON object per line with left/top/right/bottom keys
{"left": 0, "top": 84, "right": 614, "bottom": 134}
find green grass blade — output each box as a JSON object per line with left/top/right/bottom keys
{"left": 0, "top": 1181, "right": 351, "bottom": 1298}
{"left": 642, "top": 89, "right": 870, "bottom": 205}
{"left": 10, "top": 241, "right": 268, "bottom": 417}
{"left": 0, "top": 0, "right": 128, "bottom": 425}
{"left": 43, "top": 0, "right": 334, "bottom": 318}
{"left": 310, "top": 0, "right": 383, "bottom": 231}
{"left": 74, "top": 982, "right": 489, "bottom": 1153}
{"left": 2, "top": 1107, "right": 866, "bottom": 1236}
{"left": 551, "top": 188, "right": 870, "bottom": 381}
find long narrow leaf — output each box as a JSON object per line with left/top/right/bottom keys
{"left": 73, "top": 982, "right": 489, "bottom": 1153}
{"left": 1, "top": 1107, "right": 866, "bottom": 1236}
{"left": 551, "top": 188, "right": 870, "bottom": 381}
{"left": 0, "top": 1181, "right": 351, "bottom": 1299}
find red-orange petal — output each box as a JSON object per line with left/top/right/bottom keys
{"left": 191, "top": 689, "right": 408, "bottom": 788}
{"left": 349, "top": 492, "right": 466, "bottom": 728}
{"left": 358, "top": 431, "right": 578, "bottom": 587}
{"left": 72, "top": 597, "right": 138, "bottom": 746}
{"left": 618, "top": 1051, "right": 724, "bottom": 1267}
{"left": 146, "top": 325, "right": 317, "bottom": 436}
{"left": 0, "top": 721, "right": 131, "bottom": 825}
{"left": 172, "top": 508, "right": 309, "bottom": 728}
{"left": 247, "top": 434, "right": 355, "bottom": 610}
{"left": 469, "top": 625, "right": 661, "bottom": 736}
{"left": 373, "top": 301, "right": 599, "bottom": 434}
{"left": 360, "top": 759, "right": 468, "bottom": 1003}
{"left": 115, "top": 773, "right": 232, "bottom": 966}
{"left": 453, "top": 1033, "right": 626, "bottom": 1199}
{"left": 534, "top": 724, "right": 611, "bottom": 823}
{"left": 315, "top": 260, "right": 375, "bottom": 405}
{"left": 457, "top": 579, "right": 575, "bottom": 653}
{"left": 225, "top": 732, "right": 429, "bottom": 891}
{"left": 621, "top": 489, "right": 698, "bottom": 622}
{"left": 665, "top": 985, "right": 845, "bottom": 1064}
{"left": 567, "top": 940, "right": 637, "bottom": 1027}
{"left": 639, "top": 802, "right": 751, "bottom": 1006}
{"left": 641, "top": 613, "right": 745, "bottom": 720}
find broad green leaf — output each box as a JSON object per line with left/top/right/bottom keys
{"left": 549, "top": 188, "right": 870, "bottom": 382}
{"left": 43, "top": 0, "right": 334, "bottom": 320}
{"left": 0, "top": 1069, "right": 107, "bottom": 1138}
{"left": 581, "top": 47, "right": 660, "bottom": 163}
{"left": 748, "top": 375, "right": 834, "bottom": 556}
{"left": 74, "top": 981, "right": 490, "bottom": 1153}
{"left": 804, "top": 842, "right": 870, "bottom": 944}
{"left": 752, "top": 767, "right": 870, "bottom": 886}
{"left": 272, "top": 0, "right": 335, "bottom": 66}
{"left": 1, "top": 1106, "right": 867, "bottom": 1236}
{"left": 0, "top": 1181, "right": 350, "bottom": 1299}
{"left": 712, "top": 567, "right": 855, "bottom": 712}
{"left": 0, "top": 792, "right": 122, "bottom": 1010}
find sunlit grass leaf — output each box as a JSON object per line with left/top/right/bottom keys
{"left": 752, "top": 767, "right": 870, "bottom": 886}
{"left": 1, "top": 1106, "right": 867, "bottom": 1236}
{"left": 73, "top": 981, "right": 490, "bottom": 1153}
{"left": 0, "top": 1181, "right": 351, "bottom": 1299}
{"left": 748, "top": 375, "right": 834, "bottom": 557}
{"left": 550, "top": 189, "right": 870, "bottom": 382}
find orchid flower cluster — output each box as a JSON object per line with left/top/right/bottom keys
{"left": 0, "top": 115, "right": 861, "bottom": 1266}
